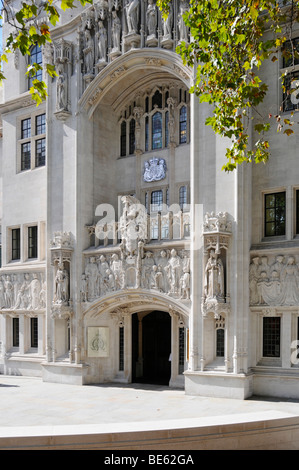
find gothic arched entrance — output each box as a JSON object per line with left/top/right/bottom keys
{"left": 132, "top": 310, "right": 171, "bottom": 385}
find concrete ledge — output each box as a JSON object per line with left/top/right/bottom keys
{"left": 0, "top": 411, "right": 299, "bottom": 450}
{"left": 41, "top": 362, "right": 88, "bottom": 385}
{"left": 184, "top": 371, "right": 253, "bottom": 399}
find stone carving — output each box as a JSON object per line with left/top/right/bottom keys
{"left": 111, "top": 10, "right": 121, "bottom": 52}
{"left": 125, "top": 0, "right": 140, "bottom": 34}
{"left": 250, "top": 254, "right": 299, "bottom": 306}
{"left": 84, "top": 28, "right": 95, "bottom": 75}
{"left": 143, "top": 157, "right": 167, "bottom": 182}
{"left": 163, "top": 2, "right": 173, "bottom": 38}
{"left": 54, "top": 262, "right": 69, "bottom": 305}
{"left": 178, "top": 0, "right": 189, "bottom": 42}
{"left": 0, "top": 272, "right": 45, "bottom": 311}
{"left": 146, "top": 0, "right": 157, "bottom": 36}
{"left": 97, "top": 20, "right": 107, "bottom": 62}
{"left": 56, "top": 62, "right": 67, "bottom": 111}
{"left": 204, "top": 249, "right": 224, "bottom": 301}
{"left": 203, "top": 211, "right": 232, "bottom": 233}
{"left": 82, "top": 197, "right": 190, "bottom": 302}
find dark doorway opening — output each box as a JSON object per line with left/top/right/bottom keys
{"left": 132, "top": 311, "right": 171, "bottom": 385}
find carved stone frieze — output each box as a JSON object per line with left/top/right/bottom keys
{"left": 82, "top": 196, "right": 190, "bottom": 304}
{"left": 0, "top": 272, "right": 46, "bottom": 312}
{"left": 250, "top": 253, "right": 299, "bottom": 307}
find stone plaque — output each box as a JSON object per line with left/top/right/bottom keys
{"left": 88, "top": 327, "right": 109, "bottom": 357}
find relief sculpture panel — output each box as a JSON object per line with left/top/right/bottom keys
{"left": 249, "top": 254, "right": 299, "bottom": 306}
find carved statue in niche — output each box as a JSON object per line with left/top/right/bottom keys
{"left": 97, "top": 20, "right": 107, "bottom": 61}
{"left": 142, "top": 251, "right": 155, "bottom": 289}
{"left": 180, "top": 267, "right": 190, "bottom": 300}
{"left": 54, "top": 263, "right": 69, "bottom": 304}
{"left": 85, "top": 256, "right": 99, "bottom": 301}
{"left": 178, "top": 0, "right": 189, "bottom": 42}
{"left": 111, "top": 10, "right": 121, "bottom": 51}
{"left": 150, "top": 265, "right": 163, "bottom": 291}
{"left": 81, "top": 274, "right": 88, "bottom": 302}
{"left": 110, "top": 253, "right": 123, "bottom": 289}
{"left": 204, "top": 249, "right": 224, "bottom": 301}
{"left": 146, "top": 0, "right": 157, "bottom": 37}
{"left": 83, "top": 28, "right": 94, "bottom": 74}
{"left": 119, "top": 196, "right": 147, "bottom": 258}
{"left": 162, "top": 2, "right": 173, "bottom": 38}
{"left": 125, "top": 0, "right": 140, "bottom": 34}
{"left": 56, "top": 62, "right": 67, "bottom": 111}
{"left": 165, "top": 249, "right": 181, "bottom": 294}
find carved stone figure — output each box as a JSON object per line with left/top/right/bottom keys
{"left": 56, "top": 62, "right": 67, "bottom": 111}
{"left": 165, "top": 249, "right": 181, "bottom": 294}
{"left": 119, "top": 196, "right": 147, "bottom": 258}
{"left": 30, "top": 274, "right": 41, "bottom": 310}
{"left": 81, "top": 274, "right": 88, "bottom": 302}
{"left": 40, "top": 282, "right": 46, "bottom": 308}
{"left": 111, "top": 10, "right": 121, "bottom": 51}
{"left": 4, "top": 276, "right": 13, "bottom": 308}
{"left": 125, "top": 0, "right": 140, "bottom": 34}
{"left": 249, "top": 257, "right": 260, "bottom": 305}
{"left": 146, "top": 0, "right": 157, "bottom": 37}
{"left": 84, "top": 29, "right": 94, "bottom": 74}
{"left": 97, "top": 21, "right": 107, "bottom": 61}
{"left": 204, "top": 249, "right": 224, "bottom": 300}
{"left": 178, "top": 0, "right": 189, "bottom": 42}
{"left": 180, "top": 267, "right": 190, "bottom": 299}
{"left": 0, "top": 279, "right": 5, "bottom": 308}
{"left": 162, "top": 2, "right": 173, "bottom": 38}
{"left": 54, "top": 263, "right": 68, "bottom": 304}
{"left": 110, "top": 253, "right": 123, "bottom": 289}
{"left": 142, "top": 251, "right": 155, "bottom": 289}
{"left": 85, "top": 257, "right": 99, "bottom": 301}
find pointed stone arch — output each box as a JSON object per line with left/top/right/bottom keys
{"left": 78, "top": 48, "right": 193, "bottom": 119}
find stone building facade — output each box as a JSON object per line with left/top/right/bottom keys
{"left": 0, "top": 0, "right": 299, "bottom": 399}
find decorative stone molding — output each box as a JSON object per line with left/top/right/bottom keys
{"left": 54, "top": 39, "right": 73, "bottom": 120}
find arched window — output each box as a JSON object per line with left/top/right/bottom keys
{"left": 120, "top": 121, "right": 126, "bottom": 157}
{"left": 216, "top": 329, "right": 225, "bottom": 357}
{"left": 145, "top": 116, "right": 149, "bottom": 151}
{"left": 165, "top": 111, "right": 169, "bottom": 147}
{"left": 129, "top": 118, "right": 135, "bottom": 155}
{"left": 152, "top": 90, "right": 162, "bottom": 109}
{"left": 151, "top": 190, "right": 163, "bottom": 212}
{"left": 152, "top": 112, "right": 162, "bottom": 149}
{"left": 179, "top": 106, "right": 187, "bottom": 144}
{"left": 28, "top": 44, "right": 43, "bottom": 89}
{"left": 179, "top": 185, "right": 187, "bottom": 209}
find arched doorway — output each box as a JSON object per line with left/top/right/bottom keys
{"left": 132, "top": 311, "right": 171, "bottom": 385}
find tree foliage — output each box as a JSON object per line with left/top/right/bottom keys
{"left": 0, "top": 0, "right": 92, "bottom": 104}
{"left": 158, "top": 0, "right": 299, "bottom": 171}
{"left": 1, "top": 0, "right": 299, "bottom": 169}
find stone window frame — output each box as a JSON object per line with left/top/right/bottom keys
{"left": 280, "top": 37, "right": 299, "bottom": 113}
{"left": 256, "top": 313, "right": 282, "bottom": 367}
{"left": 6, "top": 222, "right": 46, "bottom": 265}
{"left": 118, "top": 84, "right": 190, "bottom": 157}
{"left": 262, "top": 188, "right": 287, "bottom": 241}
{"left": 16, "top": 109, "right": 46, "bottom": 174}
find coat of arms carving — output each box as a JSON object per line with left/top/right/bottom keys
{"left": 143, "top": 157, "right": 166, "bottom": 182}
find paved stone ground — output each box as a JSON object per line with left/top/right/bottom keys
{"left": 1, "top": 375, "right": 299, "bottom": 430}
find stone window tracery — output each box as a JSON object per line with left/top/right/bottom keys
{"left": 119, "top": 85, "right": 189, "bottom": 157}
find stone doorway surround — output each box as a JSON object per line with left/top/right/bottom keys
{"left": 82, "top": 290, "right": 189, "bottom": 388}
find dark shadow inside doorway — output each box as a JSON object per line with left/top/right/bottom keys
{"left": 132, "top": 311, "right": 171, "bottom": 386}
